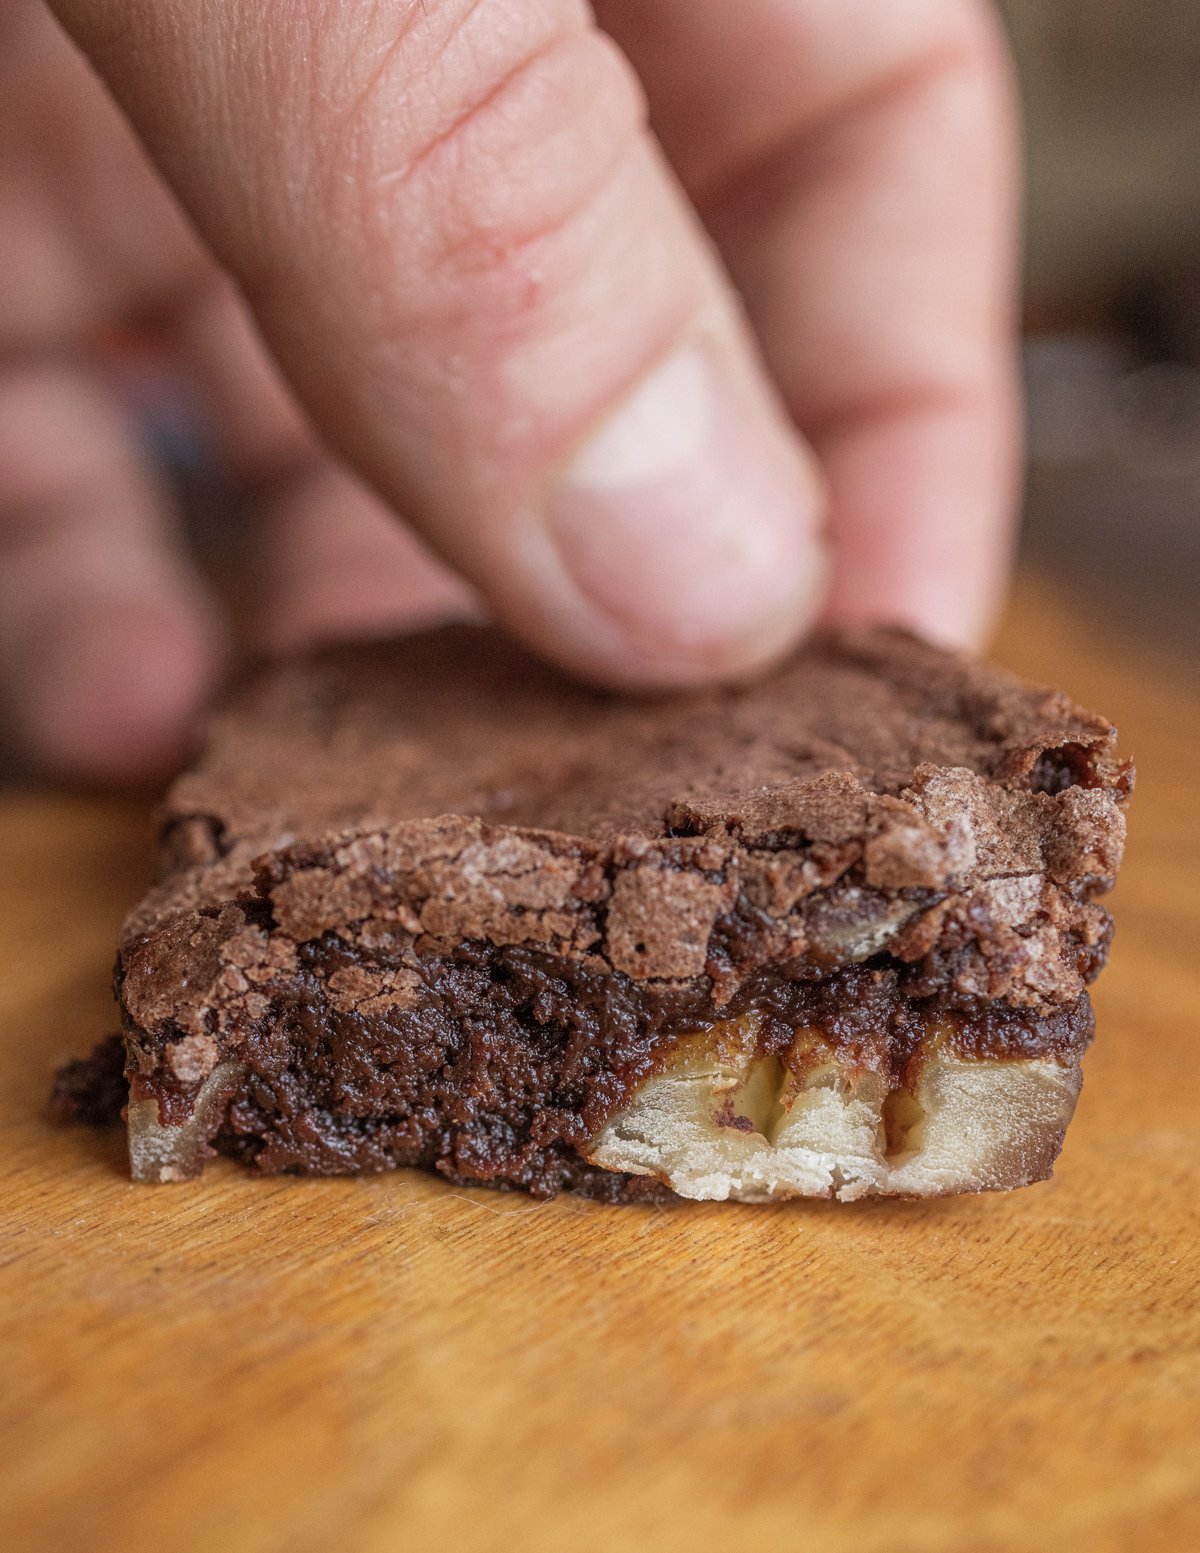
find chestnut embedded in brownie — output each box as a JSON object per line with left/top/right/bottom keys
{"left": 83, "top": 624, "right": 1130, "bottom": 1201}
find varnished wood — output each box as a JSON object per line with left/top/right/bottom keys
{"left": 2, "top": 574, "right": 1197, "bottom": 1553}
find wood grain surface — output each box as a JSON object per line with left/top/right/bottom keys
{"left": 2, "top": 575, "right": 1197, "bottom": 1553}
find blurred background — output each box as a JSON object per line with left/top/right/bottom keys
{"left": 997, "top": 0, "right": 1200, "bottom": 667}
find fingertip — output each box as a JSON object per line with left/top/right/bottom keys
{"left": 521, "top": 340, "right": 831, "bottom": 689}
{"left": 10, "top": 594, "right": 225, "bottom": 786}
{"left": 822, "top": 588, "right": 998, "bottom": 658}
{"left": 817, "top": 395, "right": 1018, "bottom": 656}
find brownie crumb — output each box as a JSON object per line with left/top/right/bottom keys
{"left": 49, "top": 1035, "right": 127, "bottom": 1128}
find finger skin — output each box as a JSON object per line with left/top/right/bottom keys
{"left": 0, "top": 0, "right": 210, "bottom": 351}
{"left": 598, "top": 0, "right": 1022, "bottom": 645}
{"left": 248, "top": 462, "right": 479, "bottom": 654}
{"left": 0, "top": 3, "right": 226, "bottom": 780}
{"left": 47, "top": 0, "right": 829, "bottom": 688}
{"left": 0, "top": 362, "right": 224, "bottom": 780}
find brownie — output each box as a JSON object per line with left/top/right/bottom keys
{"left": 69, "top": 625, "right": 1131, "bottom": 1201}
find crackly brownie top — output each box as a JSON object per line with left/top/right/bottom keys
{"left": 164, "top": 623, "right": 1126, "bottom": 852}
{"left": 129, "top": 624, "right": 1130, "bottom": 1006}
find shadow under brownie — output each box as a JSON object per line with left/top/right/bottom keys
{"left": 56, "top": 624, "right": 1131, "bottom": 1202}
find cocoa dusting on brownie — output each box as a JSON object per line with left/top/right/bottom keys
{"left": 57, "top": 624, "right": 1131, "bottom": 1200}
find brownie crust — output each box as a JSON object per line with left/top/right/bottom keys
{"left": 99, "top": 625, "right": 1130, "bottom": 1198}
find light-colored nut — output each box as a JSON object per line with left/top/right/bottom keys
{"left": 127, "top": 1061, "right": 244, "bottom": 1184}
{"left": 586, "top": 1017, "right": 1081, "bottom": 1201}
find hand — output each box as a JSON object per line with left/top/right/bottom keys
{"left": 0, "top": 0, "right": 1019, "bottom": 781}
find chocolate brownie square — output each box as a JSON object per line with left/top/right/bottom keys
{"left": 83, "top": 625, "right": 1130, "bottom": 1201}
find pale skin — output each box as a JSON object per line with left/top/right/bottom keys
{"left": 0, "top": 0, "right": 1020, "bottom": 781}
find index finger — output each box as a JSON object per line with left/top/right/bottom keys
{"left": 598, "top": 0, "right": 1022, "bottom": 646}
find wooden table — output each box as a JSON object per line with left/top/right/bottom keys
{"left": 2, "top": 576, "right": 1197, "bottom": 1553}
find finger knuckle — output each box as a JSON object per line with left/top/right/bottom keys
{"left": 332, "top": 7, "right": 646, "bottom": 307}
